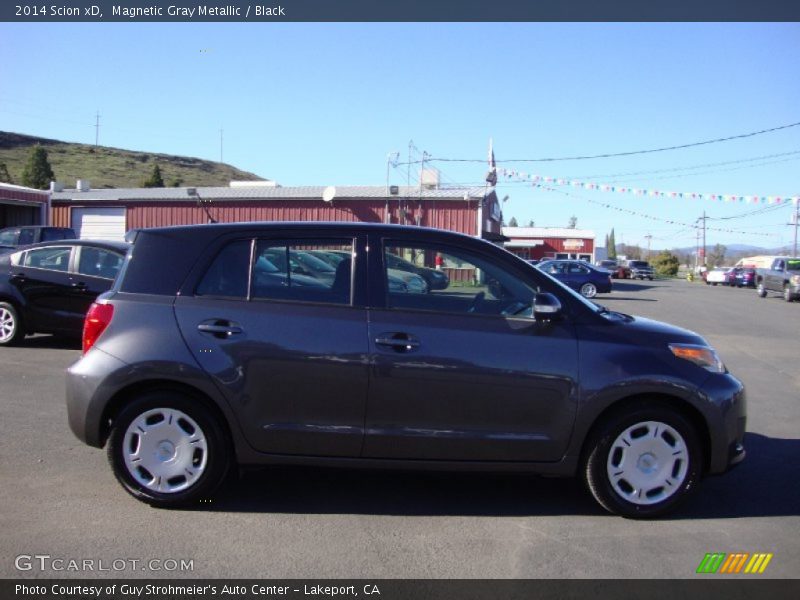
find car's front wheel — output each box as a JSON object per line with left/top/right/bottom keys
{"left": 784, "top": 284, "right": 794, "bottom": 303}
{"left": 107, "top": 392, "right": 231, "bottom": 508}
{"left": 583, "top": 402, "right": 702, "bottom": 518}
{"left": 757, "top": 282, "right": 767, "bottom": 298}
{"left": 579, "top": 282, "right": 598, "bottom": 298}
{"left": 0, "top": 302, "right": 24, "bottom": 346}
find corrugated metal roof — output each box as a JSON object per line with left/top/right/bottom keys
{"left": 503, "top": 226, "right": 595, "bottom": 239}
{"left": 52, "top": 185, "right": 489, "bottom": 202}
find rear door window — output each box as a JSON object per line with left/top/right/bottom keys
{"left": 252, "top": 240, "right": 354, "bottom": 305}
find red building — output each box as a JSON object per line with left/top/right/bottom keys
{"left": 50, "top": 183, "right": 504, "bottom": 241}
{"left": 0, "top": 183, "right": 50, "bottom": 228}
{"left": 502, "top": 227, "right": 596, "bottom": 262}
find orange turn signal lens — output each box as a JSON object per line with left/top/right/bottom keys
{"left": 669, "top": 344, "right": 725, "bottom": 373}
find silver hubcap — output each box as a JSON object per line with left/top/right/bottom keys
{"left": 0, "top": 307, "right": 16, "bottom": 342}
{"left": 581, "top": 284, "right": 597, "bottom": 298}
{"left": 606, "top": 420, "right": 689, "bottom": 506}
{"left": 123, "top": 408, "right": 208, "bottom": 494}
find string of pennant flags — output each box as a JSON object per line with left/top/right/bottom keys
{"left": 528, "top": 181, "right": 778, "bottom": 238}
{"left": 497, "top": 168, "right": 800, "bottom": 206}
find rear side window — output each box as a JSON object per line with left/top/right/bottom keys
{"left": 77, "top": 247, "right": 124, "bottom": 279}
{"left": 252, "top": 240, "right": 353, "bottom": 305}
{"left": 196, "top": 240, "right": 252, "bottom": 298}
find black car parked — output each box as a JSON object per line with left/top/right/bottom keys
{"left": 66, "top": 223, "right": 745, "bottom": 518}
{"left": 0, "top": 239, "right": 127, "bottom": 345}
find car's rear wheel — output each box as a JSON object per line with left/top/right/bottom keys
{"left": 107, "top": 392, "right": 230, "bottom": 508}
{"left": 583, "top": 402, "right": 702, "bottom": 518}
{"left": 0, "top": 302, "right": 24, "bottom": 346}
{"left": 579, "top": 282, "right": 598, "bottom": 298}
{"left": 757, "top": 282, "right": 767, "bottom": 298}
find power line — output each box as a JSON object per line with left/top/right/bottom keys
{"left": 565, "top": 149, "right": 800, "bottom": 180}
{"left": 428, "top": 120, "right": 800, "bottom": 164}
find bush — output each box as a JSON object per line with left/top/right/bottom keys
{"left": 651, "top": 251, "right": 680, "bottom": 277}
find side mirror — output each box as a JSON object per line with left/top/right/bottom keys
{"left": 533, "top": 292, "right": 562, "bottom": 321}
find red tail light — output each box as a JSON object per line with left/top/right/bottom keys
{"left": 83, "top": 302, "right": 114, "bottom": 354}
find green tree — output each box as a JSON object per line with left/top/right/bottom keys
{"left": 527, "top": 220, "right": 535, "bottom": 227}
{"left": 608, "top": 229, "right": 617, "bottom": 259}
{"left": 707, "top": 243, "right": 727, "bottom": 267}
{"left": 652, "top": 251, "right": 680, "bottom": 277}
{"left": 0, "top": 162, "right": 12, "bottom": 184}
{"left": 21, "top": 145, "right": 55, "bottom": 190}
{"left": 567, "top": 215, "right": 578, "bottom": 228}
{"left": 508, "top": 216, "right": 518, "bottom": 227}
{"left": 143, "top": 164, "right": 165, "bottom": 188}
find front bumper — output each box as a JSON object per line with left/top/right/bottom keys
{"left": 699, "top": 372, "right": 747, "bottom": 474}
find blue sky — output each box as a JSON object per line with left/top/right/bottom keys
{"left": 1, "top": 22, "right": 799, "bottom": 250}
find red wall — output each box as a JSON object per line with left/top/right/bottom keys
{"left": 51, "top": 199, "right": 480, "bottom": 236}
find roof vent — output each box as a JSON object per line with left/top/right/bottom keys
{"left": 49, "top": 181, "right": 64, "bottom": 192}
{"left": 389, "top": 185, "right": 399, "bottom": 195}
{"left": 76, "top": 179, "right": 91, "bottom": 192}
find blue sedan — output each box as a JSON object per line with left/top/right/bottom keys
{"left": 537, "top": 259, "right": 613, "bottom": 298}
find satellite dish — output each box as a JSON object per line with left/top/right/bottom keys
{"left": 322, "top": 186, "right": 337, "bottom": 203}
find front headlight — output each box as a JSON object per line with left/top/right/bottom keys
{"left": 669, "top": 343, "right": 726, "bottom": 373}
{"left": 791, "top": 275, "right": 800, "bottom": 285}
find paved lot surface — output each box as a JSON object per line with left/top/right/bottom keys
{"left": 1, "top": 279, "right": 798, "bottom": 579}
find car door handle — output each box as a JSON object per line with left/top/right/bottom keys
{"left": 71, "top": 281, "right": 88, "bottom": 290}
{"left": 10, "top": 273, "right": 26, "bottom": 282}
{"left": 197, "top": 321, "right": 243, "bottom": 338}
{"left": 375, "top": 333, "right": 420, "bottom": 352}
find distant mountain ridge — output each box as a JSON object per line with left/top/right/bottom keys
{"left": 0, "top": 131, "right": 265, "bottom": 189}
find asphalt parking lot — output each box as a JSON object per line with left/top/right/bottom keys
{"left": 1, "top": 278, "right": 798, "bottom": 579}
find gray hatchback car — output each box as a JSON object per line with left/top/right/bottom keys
{"left": 66, "top": 222, "right": 746, "bottom": 517}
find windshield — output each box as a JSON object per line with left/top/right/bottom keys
{"left": 787, "top": 259, "right": 800, "bottom": 271}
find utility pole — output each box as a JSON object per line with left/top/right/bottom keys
{"left": 385, "top": 151, "right": 399, "bottom": 224}
{"left": 697, "top": 212, "right": 709, "bottom": 267}
{"left": 219, "top": 129, "right": 223, "bottom": 163}
{"left": 644, "top": 234, "right": 652, "bottom": 261}
{"left": 94, "top": 111, "right": 100, "bottom": 148}
{"left": 792, "top": 199, "right": 799, "bottom": 258}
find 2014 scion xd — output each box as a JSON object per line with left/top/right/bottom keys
{"left": 66, "top": 223, "right": 746, "bottom": 518}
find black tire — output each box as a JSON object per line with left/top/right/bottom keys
{"left": 0, "top": 301, "right": 25, "bottom": 346}
{"left": 784, "top": 285, "right": 794, "bottom": 303}
{"left": 583, "top": 401, "right": 702, "bottom": 518}
{"left": 107, "top": 392, "right": 231, "bottom": 508}
{"left": 757, "top": 282, "right": 767, "bottom": 298}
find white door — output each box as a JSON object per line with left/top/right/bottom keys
{"left": 72, "top": 207, "right": 126, "bottom": 241}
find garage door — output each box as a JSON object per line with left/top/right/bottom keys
{"left": 72, "top": 207, "right": 126, "bottom": 241}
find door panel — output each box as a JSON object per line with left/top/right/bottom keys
{"left": 364, "top": 241, "right": 579, "bottom": 462}
{"left": 175, "top": 298, "right": 370, "bottom": 456}
{"left": 13, "top": 246, "right": 75, "bottom": 333}
{"left": 365, "top": 310, "right": 578, "bottom": 461}
{"left": 173, "top": 235, "right": 370, "bottom": 457}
